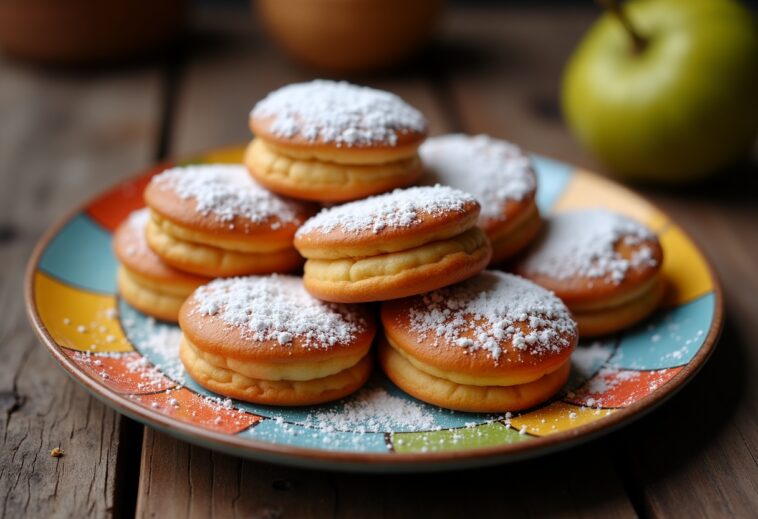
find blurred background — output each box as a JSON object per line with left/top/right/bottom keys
{"left": 2, "top": 2, "right": 757, "bottom": 517}
{"left": 0, "top": 0, "right": 755, "bottom": 190}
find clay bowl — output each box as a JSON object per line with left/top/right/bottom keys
{"left": 0, "top": 0, "right": 186, "bottom": 64}
{"left": 255, "top": 0, "right": 444, "bottom": 73}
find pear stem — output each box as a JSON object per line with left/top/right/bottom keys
{"left": 598, "top": 0, "right": 647, "bottom": 53}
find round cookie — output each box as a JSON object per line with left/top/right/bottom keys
{"left": 179, "top": 275, "right": 376, "bottom": 406}
{"left": 514, "top": 209, "right": 664, "bottom": 337}
{"left": 419, "top": 134, "right": 542, "bottom": 264}
{"left": 113, "top": 208, "right": 211, "bottom": 322}
{"left": 144, "top": 164, "right": 316, "bottom": 277}
{"left": 294, "top": 185, "right": 492, "bottom": 303}
{"left": 380, "top": 271, "right": 577, "bottom": 412}
{"left": 246, "top": 80, "right": 427, "bottom": 202}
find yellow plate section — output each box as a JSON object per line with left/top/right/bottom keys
{"left": 509, "top": 402, "right": 615, "bottom": 436}
{"left": 553, "top": 170, "right": 668, "bottom": 231}
{"left": 34, "top": 272, "right": 132, "bottom": 353}
{"left": 659, "top": 224, "right": 714, "bottom": 307}
{"left": 191, "top": 146, "right": 245, "bottom": 165}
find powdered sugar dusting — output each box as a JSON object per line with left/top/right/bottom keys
{"left": 520, "top": 210, "right": 657, "bottom": 284}
{"left": 252, "top": 80, "right": 426, "bottom": 147}
{"left": 123, "top": 208, "right": 150, "bottom": 257}
{"left": 151, "top": 164, "right": 301, "bottom": 226}
{"left": 192, "top": 275, "right": 367, "bottom": 348}
{"left": 298, "top": 386, "right": 436, "bottom": 433}
{"left": 297, "top": 185, "right": 476, "bottom": 236}
{"left": 420, "top": 134, "right": 536, "bottom": 221}
{"left": 407, "top": 271, "right": 576, "bottom": 360}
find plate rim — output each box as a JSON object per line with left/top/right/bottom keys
{"left": 24, "top": 154, "right": 725, "bottom": 471}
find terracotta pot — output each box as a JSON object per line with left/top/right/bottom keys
{"left": 0, "top": 0, "right": 186, "bottom": 64}
{"left": 255, "top": 0, "right": 444, "bottom": 73}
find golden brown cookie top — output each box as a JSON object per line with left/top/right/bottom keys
{"left": 381, "top": 271, "right": 577, "bottom": 378}
{"left": 144, "top": 164, "right": 316, "bottom": 239}
{"left": 419, "top": 134, "right": 538, "bottom": 235}
{"left": 113, "top": 208, "right": 210, "bottom": 284}
{"left": 180, "top": 275, "right": 376, "bottom": 362}
{"left": 294, "top": 185, "right": 481, "bottom": 258}
{"left": 250, "top": 80, "right": 427, "bottom": 150}
{"left": 514, "top": 209, "right": 663, "bottom": 306}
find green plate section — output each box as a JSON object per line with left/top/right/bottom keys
{"left": 392, "top": 421, "right": 533, "bottom": 453}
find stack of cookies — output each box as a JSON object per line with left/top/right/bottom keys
{"left": 113, "top": 79, "right": 665, "bottom": 412}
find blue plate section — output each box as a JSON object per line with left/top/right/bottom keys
{"left": 240, "top": 419, "right": 390, "bottom": 453}
{"left": 178, "top": 372, "right": 495, "bottom": 433}
{"left": 565, "top": 339, "right": 616, "bottom": 392}
{"left": 610, "top": 294, "right": 715, "bottom": 370}
{"left": 39, "top": 213, "right": 117, "bottom": 294}
{"left": 120, "top": 300, "right": 502, "bottom": 438}
{"left": 531, "top": 154, "right": 574, "bottom": 213}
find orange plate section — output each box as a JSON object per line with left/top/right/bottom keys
{"left": 129, "top": 388, "right": 262, "bottom": 435}
{"left": 87, "top": 164, "right": 170, "bottom": 231}
{"left": 566, "top": 367, "right": 683, "bottom": 409}
{"left": 63, "top": 349, "right": 176, "bottom": 394}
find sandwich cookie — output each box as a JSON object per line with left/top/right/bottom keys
{"left": 179, "top": 275, "right": 376, "bottom": 406}
{"left": 294, "top": 185, "right": 492, "bottom": 303}
{"left": 113, "top": 208, "right": 211, "bottom": 322}
{"left": 380, "top": 271, "right": 577, "bottom": 412}
{"left": 246, "top": 80, "right": 427, "bottom": 202}
{"left": 514, "top": 209, "right": 664, "bottom": 337}
{"left": 419, "top": 134, "right": 541, "bottom": 263}
{"left": 144, "top": 164, "right": 316, "bottom": 277}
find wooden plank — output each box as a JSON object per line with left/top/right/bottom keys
{"left": 168, "top": 7, "right": 310, "bottom": 155}
{"left": 136, "top": 429, "right": 337, "bottom": 519}
{"left": 136, "top": 6, "right": 636, "bottom": 518}
{"left": 445, "top": 6, "right": 758, "bottom": 517}
{"left": 168, "top": 7, "right": 453, "bottom": 155}
{"left": 0, "top": 57, "right": 162, "bottom": 517}
{"left": 618, "top": 188, "right": 758, "bottom": 518}
{"left": 441, "top": 5, "right": 598, "bottom": 167}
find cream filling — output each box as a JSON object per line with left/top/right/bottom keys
{"left": 384, "top": 335, "right": 562, "bottom": 387}
{"left": 488, "top": 205, "right": 542, "bottom": 262}
{"left": 146, "top": 219, "right": 302, "bottom": 276}
{"left": 122, "top": 265, "right": 200, "bottom": 297}
{"left": 151, "top": 211, "right": 291, "bottom": 253}
{"left": 261, "top": 137, "right": 418, "bottom": 165}
{"left": 380, "top": 341, "right": 571, "bottom": 412}
{"left": 117, "top": 267, "right": 185, "bottom": 320}
{"left": 569, "top": 274, "right": 661, "bottom": 312}
{"left": 182, "top": 337, "right": 366, "bottom": 382}
{"left": 246, "top": 138, "right": 420, "bottom": 187}
{"left": 181, "top": 339, "right": 372, "bottom": 403}
{"left": 303, "top": 226, "right": 487, "bottom": 283}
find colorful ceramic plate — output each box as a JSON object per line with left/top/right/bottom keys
{"left": 26, "top": 146, "right": 723, "bottom": 472}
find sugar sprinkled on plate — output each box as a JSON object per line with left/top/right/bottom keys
{"left": 297, "top": 185, "right": 476, "bottom": 236}
{"left": 419, "top": 134, "right": 536, "bottom": 221}
{"left": 251, "top": 80, "right": 426, "bottom": 147}
{"left": 297, "top": 386, "right": 436, "bottom": 433}
{"left": 151, "top": 164, "right": 301, "bottom": 225}
{"left": 520, "top": 209, "right": 657, "bottom": 283}
{"left": 193, "top": 275, "right": 366, "bottom": 348}
{"left": 408, "top": 271, "right": 576, "bottom": 360}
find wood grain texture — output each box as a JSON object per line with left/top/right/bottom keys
{"left": 134, "top": 7, "right": 637, "bottom": 518}
{"left": 6, "top": 3, "right": 755, "bottom": 518}
{"left": 445, "top": 7, "right": 758, "bottom": 518}
{"left": 0, "top": 56, "right": 162, "bottom": 517}
{"left": 138, "top": 428, "right": 635, "bottom": 519}
{"left": 619, "top": 184, "right": 758, "bottom": 518}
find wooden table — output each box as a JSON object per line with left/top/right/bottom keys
{"left": 2, "top": 4, "right": 756, "bottom": 518}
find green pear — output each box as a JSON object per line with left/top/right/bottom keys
{"left": 563, "top": 0, "right": 758, "bottom": 183}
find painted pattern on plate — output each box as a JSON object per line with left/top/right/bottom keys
{"left": 28, "top": 147, "right": 720, "bottom": 461}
